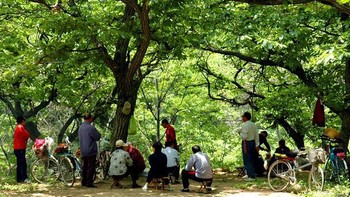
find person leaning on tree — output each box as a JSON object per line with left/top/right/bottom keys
{"left": 78, "top": 113, "right": 101, "bottom": 188}
{"left": 239, "top": 112, "right": 259, "bottom": 181}
{"left": 13, "top": 116, "right": 31, "bottom": 183}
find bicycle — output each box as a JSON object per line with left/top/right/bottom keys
{"left": 54, "top": 137, "right": 83, "bottom": 187}
{"left": 267, "top": 149, "right": 325, "bottom": 192}
{"left": 321, "top": 135, "right": 349, "bottom": 184}
{"left": 95, "top": 137, "right": 111, "bottom": 180}
{"left": 31, "top": 137, "right": 61, "bottom": 183}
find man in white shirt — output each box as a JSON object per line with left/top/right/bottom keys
{"left": 162, "top": 142, "right": 180, "bottom": 183}
{"left": 239, "top": 112, "right": 259, "bottom": 181}
{"left": 181, "top": 145, "right": 213, "bottom": 192}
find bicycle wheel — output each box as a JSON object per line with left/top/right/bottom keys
{"left": 336, "top": 157, "right": 348, "bottom": 183}
{"left": 323, "top": 158, "right": 335, "bottom": 183}
{"left": 308, "top": 164, "right": 324, "bottom": 191}
{"left": 268, "top": 160, "right": 293, "bottom": 192}
{"left": 100, "top": 151, "right": 110, "bottom": 180}
{"left": 31, "top": 157, "right": 60, "bottom": 183}
{"left": 60, "top": 156, "right": 75, "bottom": 187}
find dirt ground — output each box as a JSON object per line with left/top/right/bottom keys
{"left": 2, "top": 174, "right": 297, "bottom": 197}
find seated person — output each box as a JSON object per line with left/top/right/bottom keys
{"left": 259, "top": 130, "right": 271, "bottom": 152}
{"left": 268, "top": 139, "right": 291, "bottom": 169}
{"left": 162, "top": 141, "right": 180, "bottom": 183}
{"left": 142, "top": 142, "right": 168, "bottom": 191}
{"left": 181, "top": 145, "right": 213, "bottom": 192}
{"left": 125, "top": 142, "right": 146, "bottom": 188}
{"left": 109, "top": 140, "right": 133, "bottom": 188}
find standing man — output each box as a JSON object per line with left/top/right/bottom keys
{"left": 78, "top": 113, "right": 101, "bottom": 188}
{"left": 13, "top": 116, "right": 30, "bottom": 183}
{"left": 239, "top": 112, "right": 259, "bottom": 181}
{"left": 161, "top": 119, "right": 177, "bottom": 147}
{"left": 181, "top": 145, "right": 213, "bottom": 192}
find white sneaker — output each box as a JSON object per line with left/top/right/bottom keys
{"left": 142, "top": 185, "right": 148, "bottom": 191}
{"left": 24, "top": 179, "right": 31, "bottom": 183}
{"left": 245, "top": 178, "right": 255, "bottom": 181}
{"left": 242, "top": 175, "right": 248, "bottom": 179}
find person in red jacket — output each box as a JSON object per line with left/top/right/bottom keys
{"left": 125, "top": 142, "right": 146, "bottom": 188}
{"left": 161, "top": 119, "right": 177, "bottom": 146}
{"left": 13, "top": 116, "right": 30, "bottom": 183}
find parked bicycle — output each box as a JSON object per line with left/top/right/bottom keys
{"left": 267, "top": 149, "right": 325, "bottom": 192}
{"left": 31, "top": 137, "right": 61, "bottom": 183}
{"left": 95, "top": 137, "right": 111, "bottom": 180}
{"left": 321, "top": 135, "right": 349, "bottom": 184}
{"left": 54, "top": 137, "right": 83, "bottom": 187}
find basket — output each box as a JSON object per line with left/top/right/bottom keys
{"left": 308, "top": 148, "right": 326, "bottom": 164}
{"left": 33, "top": 145, "right": 48, "bottom": 158}
{"left": 54, "top": 143, "right": 69, "bottom": 154}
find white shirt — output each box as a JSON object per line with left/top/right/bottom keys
{"left": 240, "top": 120, "right": 259, "bottom": 147}
{"left": 162, "top": 147, "right": 179, "bottom": 167}
{"left": 185, "top": 151, "right": 213, "bottom": 179}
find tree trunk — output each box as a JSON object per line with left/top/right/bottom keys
{"left": 110, "top": 82, "right": 140, "bottom": 149}
{"left": 24, "top": 121, "right": 41, "bottom": 140}
{"left": 276, "top": 117, "right": 305, "bottom": 149}
{"left": 340, "top": 58, "right": 350, "bottom": 151}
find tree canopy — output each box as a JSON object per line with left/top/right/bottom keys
{"left": 1, "top": 0, "right": 350, "bottom": 170}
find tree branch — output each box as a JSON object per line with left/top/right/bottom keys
{"left": 126, "top": 0, "right": 151, "bottom": 80}
{"left": 230, "top": 0, "right": 350, "bottom": 15}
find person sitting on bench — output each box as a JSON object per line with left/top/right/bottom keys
{"left": 181, "top": 145, "right": 213, "bottom": 192}
{"left": 142, "top": 142, "right": 168, "bottom": 191}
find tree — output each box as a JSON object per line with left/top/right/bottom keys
{"left": 178, "top": 1, "right": 350, "bottom": 149}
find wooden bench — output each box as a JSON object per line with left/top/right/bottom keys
{"left": 198, "top": 181, "right": 211, "bottom": 193}
{"left": 152, "top": 177, "right": 170, "bottom": 190}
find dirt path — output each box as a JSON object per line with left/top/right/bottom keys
{"left": 2, "top": 174, "right": 297, "bottom": 197}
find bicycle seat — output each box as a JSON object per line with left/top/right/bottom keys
{"left": 275, "top": 153, "right": 296, "bottom": 161}
{"left": 336, "top": 152, "right": 346, "bottom": 158}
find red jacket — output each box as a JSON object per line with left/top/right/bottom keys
{"left": 128, "top": 146, "right": 146, "bottom": 171}
{"left": 13, "top": 124, "right": 30, "bottom": 150}
{"left": 165, "top": 125, "right": 176, "bottom": 144}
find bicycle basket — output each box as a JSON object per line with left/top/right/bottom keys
{"left": 54, "top": 143, "right": 69, "bottom": 154}
{"left": 33, "top": 145, "right": 48, "bottom": 158}
{"left": 308, "top": 148, "right": 326, "bottom": 164}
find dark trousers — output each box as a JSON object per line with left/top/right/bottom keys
{"left": 82, "top": 155, "right": 96, "bottom": 186}
{"left": 167, "top": 166, "right": 180, "bottom": 180}
{"left": 130, "top": 166, "right": 144, "bottom": 184}
{"left": 181, "top": 170, "right": 212, "bottom": 188}
{"left": 242, "top": 140, "right": 256, "bottom": 178}
{"left": 14, "top": 149, "right": 28, "bottom": 182}
{"left": 112, "top": 170, "right": 130, "bottom": 185}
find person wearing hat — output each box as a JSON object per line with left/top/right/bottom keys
{"left": 239, "top": 112, "right": 259, "bottom": 181}
{"left": 13, "top": 116, "right": 30, "bottom": 183}
{"left": 109, "top": 139, "right": 133, "bottom": 188}
{"left": 78, "top": 113, "right": 101, "bottom": 188}
{"left": 125, "top": 142, "right": 146, "bottom": 188}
